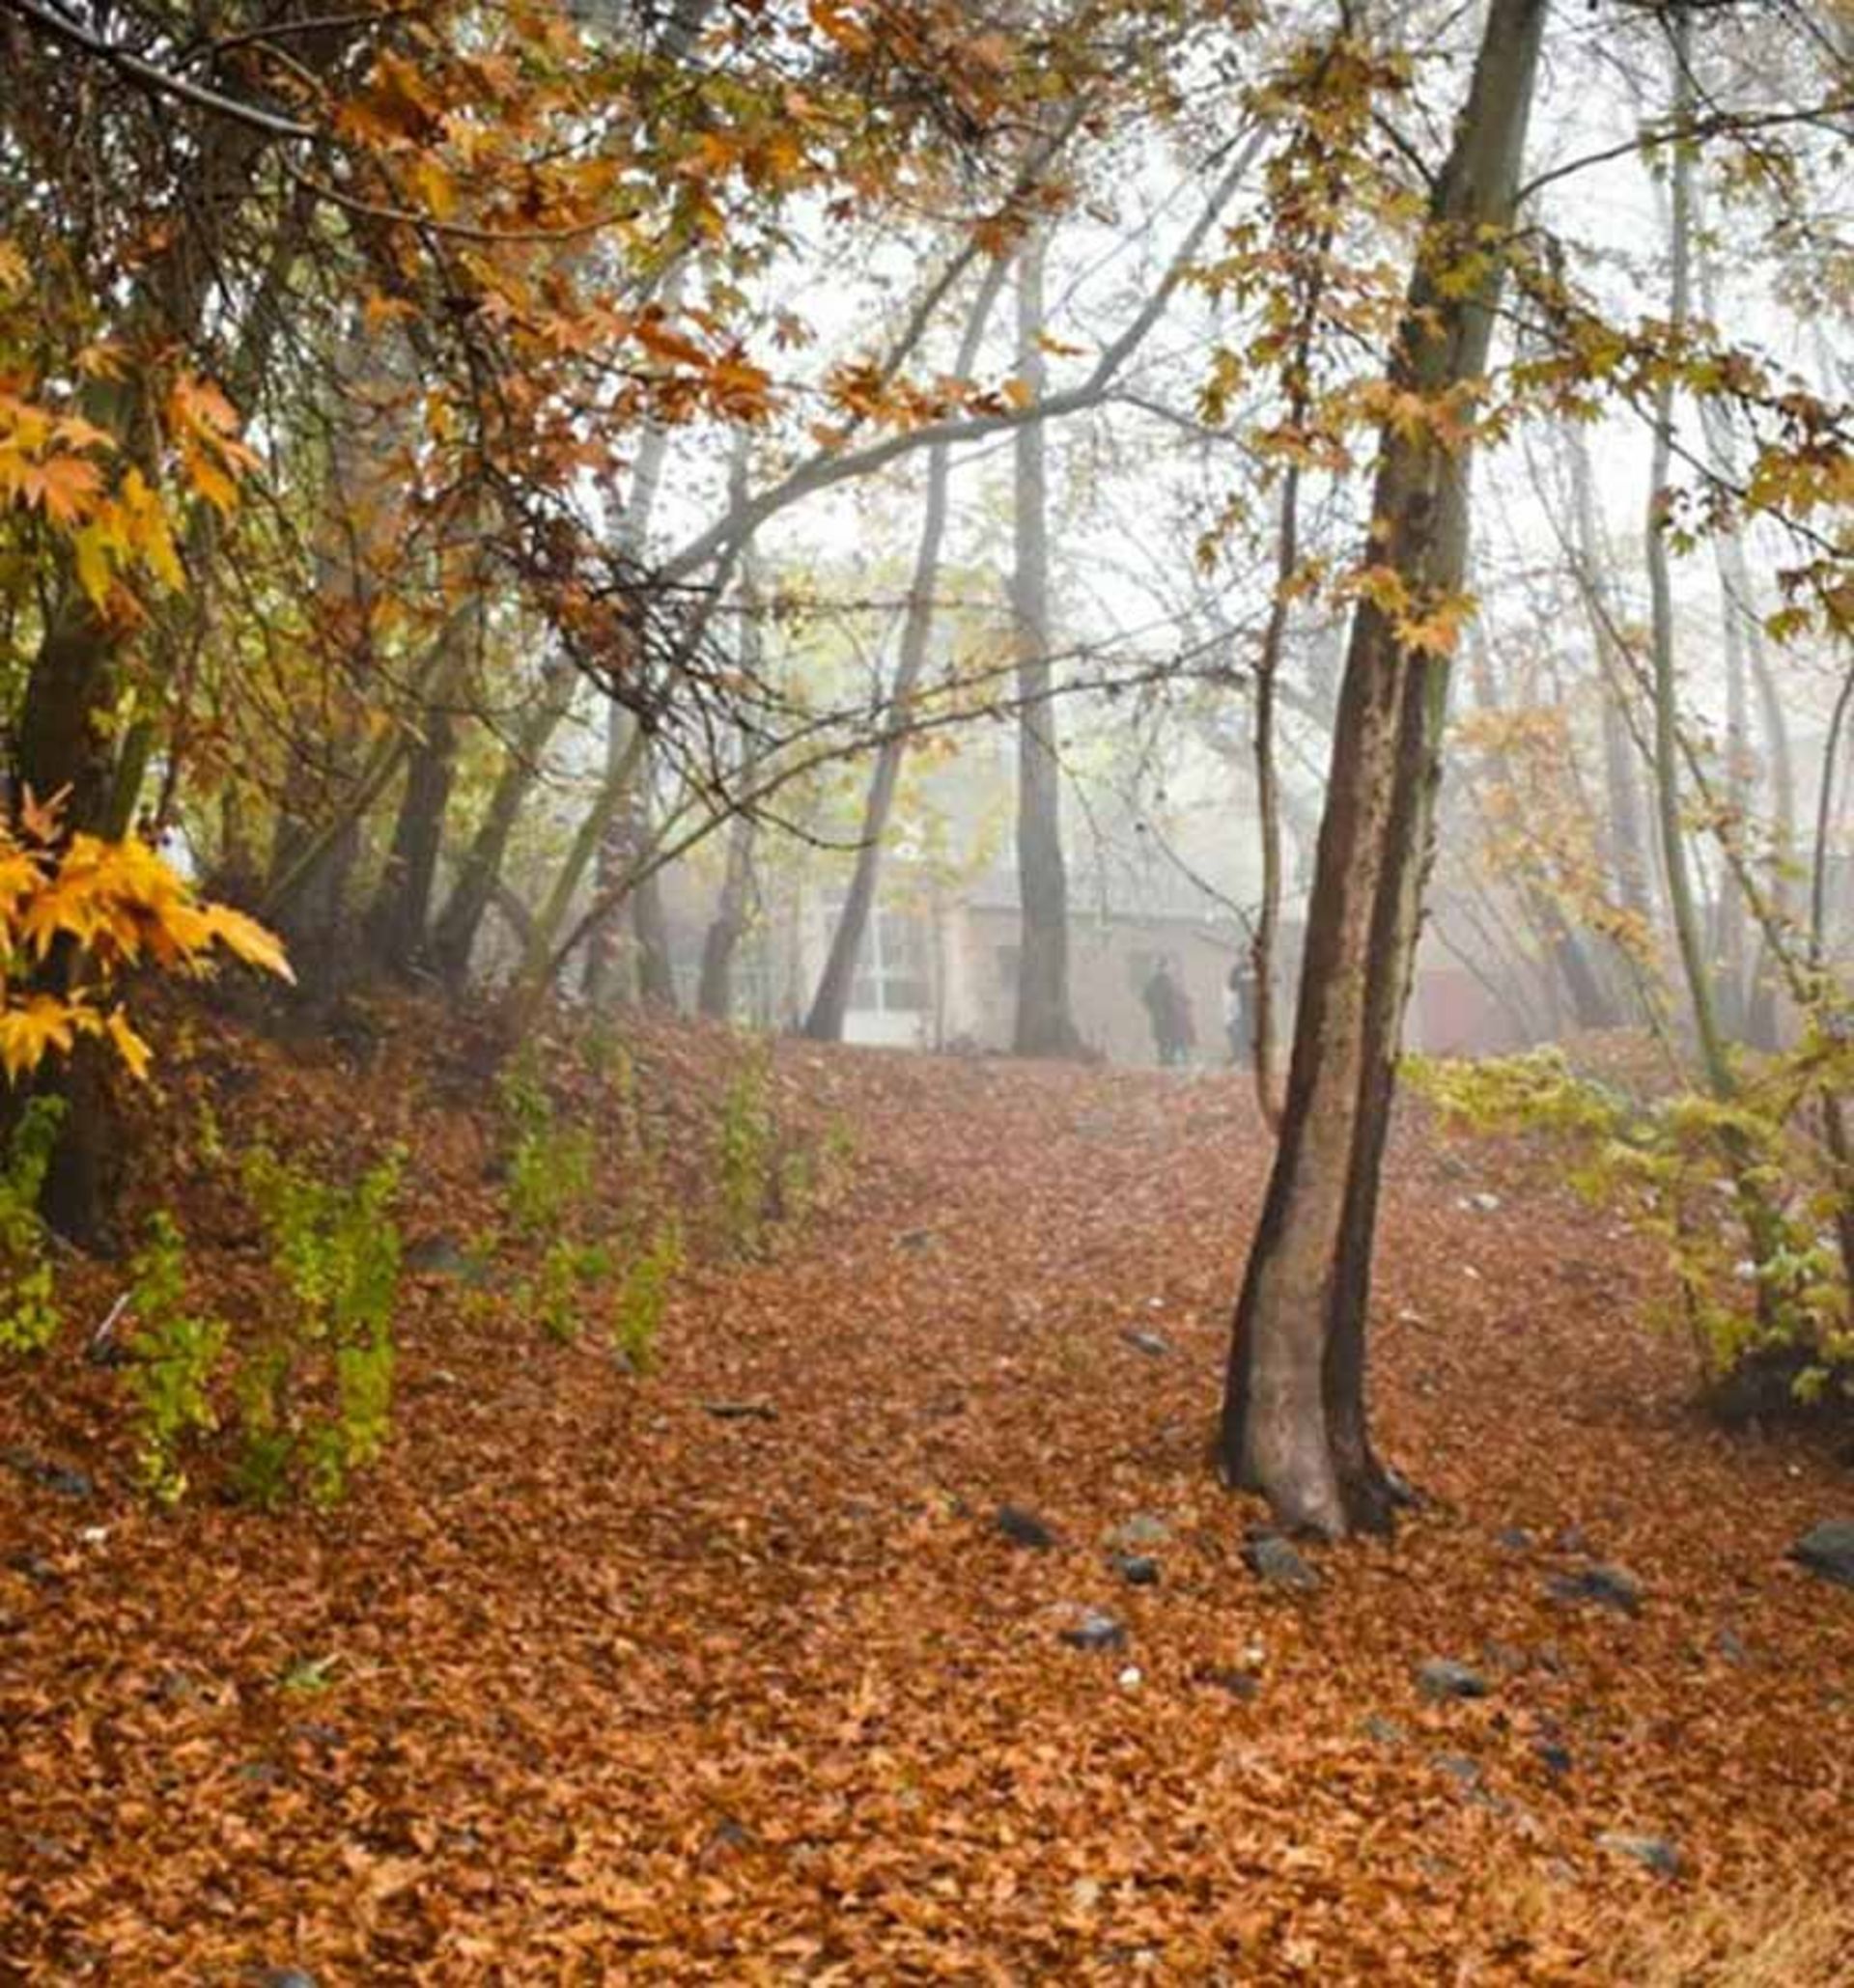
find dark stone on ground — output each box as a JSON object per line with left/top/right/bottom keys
{"left": 1198, "top": 1666, "right": 1261, "bottom": 1701}
{"left": 1119, "top": 1329, "right": 1171, "bottom": 1358}
{"left": 247, "top": 1972, "right": 318, "bottom": 1988}
{"left": 1533, "top": 1740, "right": 1573, "bottom": 1777}
{"left": 1362, "top": 1715, "right": 1406, "bottom": 1747}
{"left": 0, "top": 1447, "right": 94, "bottom": 1499}
{"left": 701, "top": 1401, "right": 778, "bottom": 1422}
{"left": 1418, "top": 1658, "right": 1490, "bottom": 1702}
{"left": 1597, "top": 1832, "right": 1681, "bottom": 1878}
{"left": 1059, "top": 1608, "right": 1127, "bottom": 1653}
{"left": 1789, "top": 1520, "right": 1854, "bottom": 1588}
{"left": 1110, "top": 1553, "right": 1160, "bottom": 1587}
{"left": 1495, "top": 1526, "right": 1534, "bottom": 1554}
{"left": 1716, "top": 1625, "right": 1750, "bottom": 1666}
{"left": 996, "top": 1505, "right": 1059, "bottom": 1551}
{"left": 1242, "top": 1529, "right": 1320, "bottom": 1592}
{"left": 1546, "top": 1563, "right": 1643, "bottom": 1615}
{"left": 1434, "top": 1753, "right": 1481, "bottom": 1787}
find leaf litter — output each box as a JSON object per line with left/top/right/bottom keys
{"left": 2, "top": 1008, "right": 1851, "bottom": 1981}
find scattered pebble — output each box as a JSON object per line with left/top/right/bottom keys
{"left": 996, "top": 1505, "right": 1058, "bottom": 1551}
{"left": 1596, "top": 1832, "right": 1681, "bottom": 1878}
{"left": 1417, "top": 1658, "right": 1490, "bottom": 1702}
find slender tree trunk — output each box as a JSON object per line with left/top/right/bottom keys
{"left": 1645, "top": 15, "right": 1731, "bottom": 1097}
{"left": 698, "top": 461, "right": 772, "bottom": 1022}
{"left": 431, "top": 658, "right": 578, "bottom": 988}
{"left": 1566, "top": 425, "right": 1653, "bottom": 931}
{"left": 1219, "top": 0, "right": 1548, "bottom": 1536}
{"left": 1010, "top": 231, "right": 1082, "bottom": 1057}
{"left": 1250, "top": 465, "right": 1299, "bottom": 1127}
{"left": 805, "top": 257, "right": 1007, "bottom": 1041}
{"left": 584, "top": 392, "right": 677, "bottom": 1004}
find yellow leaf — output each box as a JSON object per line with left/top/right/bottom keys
{"left": 0, "top": 995, "right": 78, "bottom": 1081}
{"left": 102, "top": 1008, "right": 153, "bottom": 1080}
{"left": 199, "top": 905, "right": 295, "bottom": 982}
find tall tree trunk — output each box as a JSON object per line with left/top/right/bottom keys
{"left": 430, "top": 658, "right": 578, "bottom": 989}
{"left": 698, "top": 461, "right": 772, "bottom": 1022}
{"left": 1009, "top": 231, "right": 1082, "bottom": 1057}
{"left": 1645, "top": 15, "right": 1731, "bottom": 1097}
{"left": 1219, "top": 0, "right": 1548, "bottom": 1537}
{"left": 584, "top": 385, "right": 678, "bottom": 1004}
{"left": 1566, "top": 425, "right": 1653, "bottom": 931}
{"left": 805, "top": 257, "right": 1007, "bottom": 1041}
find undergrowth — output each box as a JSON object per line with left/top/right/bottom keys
{"left": 1407, "top": 1043, "right": 1854, "bottom": 1414}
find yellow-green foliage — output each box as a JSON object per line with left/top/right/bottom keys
{"left": 0, "top": 1096, "right": 62, "bottom": 1354}
{"left": 124, "top": 1212, "right": 227, "bottom": 1505}
{"left": 238, "top": 1146, "right": 404, "bottom": 1507}
{"left": 1405, "top": 1045, "right": 1853, "bottom": 1404}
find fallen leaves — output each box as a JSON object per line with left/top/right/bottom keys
{"left": 1, "top": 1007, "right": 1851, "bottom": 1980}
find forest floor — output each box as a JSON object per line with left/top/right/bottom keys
{"left": 3, "top": 1006, "right": 1853, "bottom": 1985}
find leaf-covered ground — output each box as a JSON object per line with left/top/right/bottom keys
{"left": 4, "top": 1013, "right": 1852, "bottom": 1983}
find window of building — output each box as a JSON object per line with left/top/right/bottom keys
{"left": 842, "top": 904, "right": 931, "bottom": 1014}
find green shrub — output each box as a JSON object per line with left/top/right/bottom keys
{"left": 124, "top": 1212, "right": 227, "bottom": 1505}
{"left": 0, "top": 1096, "right": 64, "bottom": 1354}
{"left": 716, "top": 1041, "right": 776, "bottom": 1254}
{"left": 238, "top": 1146, "right": 404, "bottom": 1507}
{"left": 612, "top": 1219, "right": 681, "bottom": 1372}
{"left": 1406, "top": 1046, "right": 1854, "bottom": 1407}
{"left": 498, "top": 1052, "right": 596, "bottom": 1236}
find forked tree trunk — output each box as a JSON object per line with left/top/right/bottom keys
{"left": 805, "top": 257, "right": 1007, "bottom": 1041}
{"left": 1219, "top": 0, "right": 1548, "bottom": 1537}
{"left": 1010, "top": 231, "right": 1083, "bottom": 1057}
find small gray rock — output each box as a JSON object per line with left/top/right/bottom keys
{"left": 1362, "top": 1715, "right": 1406, "bottom": 1747}
{"left": 1495, "top": 1526, "right": 1534, "bottom": 1554}
{"left": 1111, "top": 1553, "right": 1160, "bottom": 1587}
{"left": 1533, "top": 1740, "right": 1573, "bottom": 1777}
{"left": 1789, "top": 1520, "right": 1854, "bottom": 1588}
{"left": 1418, "top": 1658, "right": 1490, "bottom": 1702}
{"left": 1546, "top": 1563, "right": 1643, "bottom": 1615}
{"left": 1198, "top": 1666, "right": 1260, "bottom": 1701}
{"left": 1242, "top": 1530, "right": 1321, "bottom": 1592}
{"left": 1434, "top": 1752, "right": 1481, "bottom": 1787}
{"left": 1597, "top": 1832, "right": 1681, "bottom": 1878}
{"left": 996, "top": 1505, "right": 1058, "bottom": 1551}
{"left": 248, "top": 1971, "right": 319, "bottom": 1988}
{"left": 1119, "top": 1329, "right": 1171, "bottom": 1358}
{"left": 1060, "top": 1608, "right": 1128, "bottom": 1653}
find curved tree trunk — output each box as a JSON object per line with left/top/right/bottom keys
{"left": 1219, "top": 0, "right": 1548, "bottom": 1537}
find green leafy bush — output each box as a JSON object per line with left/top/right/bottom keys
{"left": 612, "top": 1219, "right": 682, "bottom": 1372}
{"left": 498, "top": 1052, "right": 596, "bottom": 1236}
{"left": 0, "top": 1096, "right": 64, "bottom": 1354}
{"left": 1406, "top": 1045, "right": 1854, "bottom": 1409}
{"left": 716, "top": 1041, "right": 776, "bottom": 1254}
{"left": 238, "top": 1146, "right": 404, "bottom": 1507}
{"left": 124, "top": 1211, "right": 227, "bottom": 1505}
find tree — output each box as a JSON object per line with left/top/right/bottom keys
{"left": 1010, "top": 228, "right": 1084, "bottom": 1057}
{"left": 1219, "top": 0, "right": 1550, "bottom": 1537}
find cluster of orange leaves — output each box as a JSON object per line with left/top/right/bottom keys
{"left": 0, "top": 795, "right": 291, "bottom": 1083}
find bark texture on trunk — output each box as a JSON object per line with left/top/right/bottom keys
{"left": 1009, "top": 232, "right": 1083, "bottom": 1058}
{"left": 1219, "top": 0, "right": 1548, "bottom": 1537}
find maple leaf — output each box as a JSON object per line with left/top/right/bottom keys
{"left": 18, "top": 453, "right": 103, "bottom": 526}
{"left": 0, "top": 994, "right": 78, "bottom": 1080}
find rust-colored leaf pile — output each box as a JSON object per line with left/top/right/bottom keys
{"left": 3, "top": 1008, "right": 1851, "bottom": 1982}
